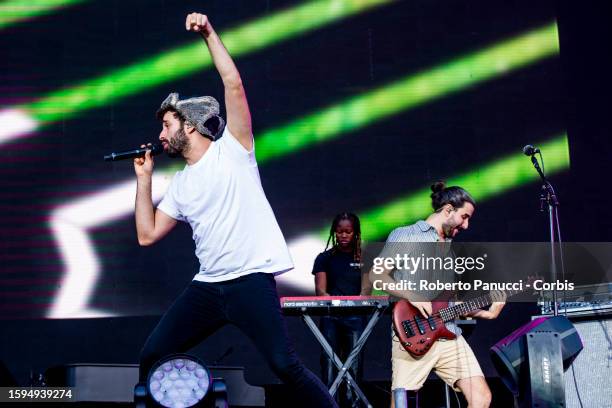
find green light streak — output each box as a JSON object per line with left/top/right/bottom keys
{"left": 23, "top": 0, "right": 393, "bottom": 124}
{"left": 163, "top": 22, "right": 561, "bottom": 176}
{"left": 329, "top": 134, "right": 569, "bottom": 242}
{"left": 0, "top": 0, "right": 87, "bottom": 30}
{"left": 255, "top": 23, "right": 559, "bottom": 163}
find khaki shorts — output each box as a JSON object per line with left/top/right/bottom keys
{"left": 391, "top": 330, "right": 484, "bottom": 391}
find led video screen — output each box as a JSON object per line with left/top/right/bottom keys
{"left": 0, "top": 0, "right": 567, "bottom": 319}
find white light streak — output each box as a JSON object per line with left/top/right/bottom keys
{"left": 48, "top": 174, "right": 171, "bottom": 318}
{"left": 47, "top": 171, "right": 320, "bottom": 318}
{"left": 0, "top": 109, "right": 38, "bottom": 144}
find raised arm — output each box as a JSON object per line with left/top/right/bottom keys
{"left": 186, "top": 13, "right": 252, "bottom": 150}
{"left": 134, "top": 148, "right": 177, "bottom": 246}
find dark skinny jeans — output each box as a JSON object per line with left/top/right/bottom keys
{"left": 139, "top": 272, "right": 337, "bottom": 407}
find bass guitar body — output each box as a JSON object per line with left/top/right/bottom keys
{"left": 392, "top": 299, "right": 457, "bottom": 357}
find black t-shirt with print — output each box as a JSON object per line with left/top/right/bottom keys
{"left": 312, "top": 249, "right": 361, "bottom": 296}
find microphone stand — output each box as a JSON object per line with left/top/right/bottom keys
{"left": 529, "top": 154, "right": 561, "bottom": 316}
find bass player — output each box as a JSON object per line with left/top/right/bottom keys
{"left": 370, "top": 181, "right": 506, "bottom": 408}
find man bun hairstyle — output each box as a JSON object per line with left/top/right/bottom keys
{"left": 430, "top": 181, "right": 475, "bottom": 212}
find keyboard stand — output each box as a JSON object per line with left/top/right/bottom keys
{"left": 299, "top": 302, "right": 388, "bottom": 408}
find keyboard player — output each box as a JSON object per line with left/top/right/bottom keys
{"left": 312, "top": 212, "right": 372, "bottom": 406}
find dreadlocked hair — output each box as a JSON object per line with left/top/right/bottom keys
{"left": 324, "top": 212, "right": 362, "bottom": 263}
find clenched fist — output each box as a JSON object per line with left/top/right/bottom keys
{"left": 186, "top": 13, "right": 212, "bottom": 35}
{"left": 133, "top": 144, "right": 154, "bottom": 178}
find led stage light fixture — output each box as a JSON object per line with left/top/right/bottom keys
{"left": 147, "top": 354, "right": 212, "bottom": 408}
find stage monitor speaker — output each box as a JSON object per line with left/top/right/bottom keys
{"left": 524, "top": 331, "right": 565, "bottom": 407}
{"left": 490, "top": 315, "right": 583, "bottom": 395}
{"left": 563, "top": 316, "right": 612, "bottom": 408}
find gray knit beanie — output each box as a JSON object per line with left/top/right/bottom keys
{"left": 157, "top": 92, "right": 225, "bottom": 140}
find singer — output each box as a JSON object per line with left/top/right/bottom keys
{"left": 133, "top": 12, "right": 337, "bottom": 407}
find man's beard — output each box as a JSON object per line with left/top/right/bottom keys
{"left": 441, "top": 219, "right": 459, "bottom": 239}
{"left": 166, "top": 127, "right": 190, "bottom": 158}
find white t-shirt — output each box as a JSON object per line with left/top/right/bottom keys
{"left": 157, "top": 127, "right": 294, "bottom": 282}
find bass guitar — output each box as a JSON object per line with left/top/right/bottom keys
{"left": 393, "top": 287, "right": 524, "bottom": 357}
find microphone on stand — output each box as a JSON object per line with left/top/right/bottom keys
{"left": 522, "top": 144, "right": 541, "bottom": 156}
{"left": 104, "top": 143, "right": 163, "bottom": 162}
{"left": 522, "top": 142, "right": 561, "bottom": 316}
{"left": 522, "top": 144, "right": 547, "bottom": 181}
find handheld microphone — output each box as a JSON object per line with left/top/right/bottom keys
{"left": 103, "top": 143, "right": 163, "bottom": 162}
{"left": 522, "top": 144, "right": 540, "bottom": 156}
